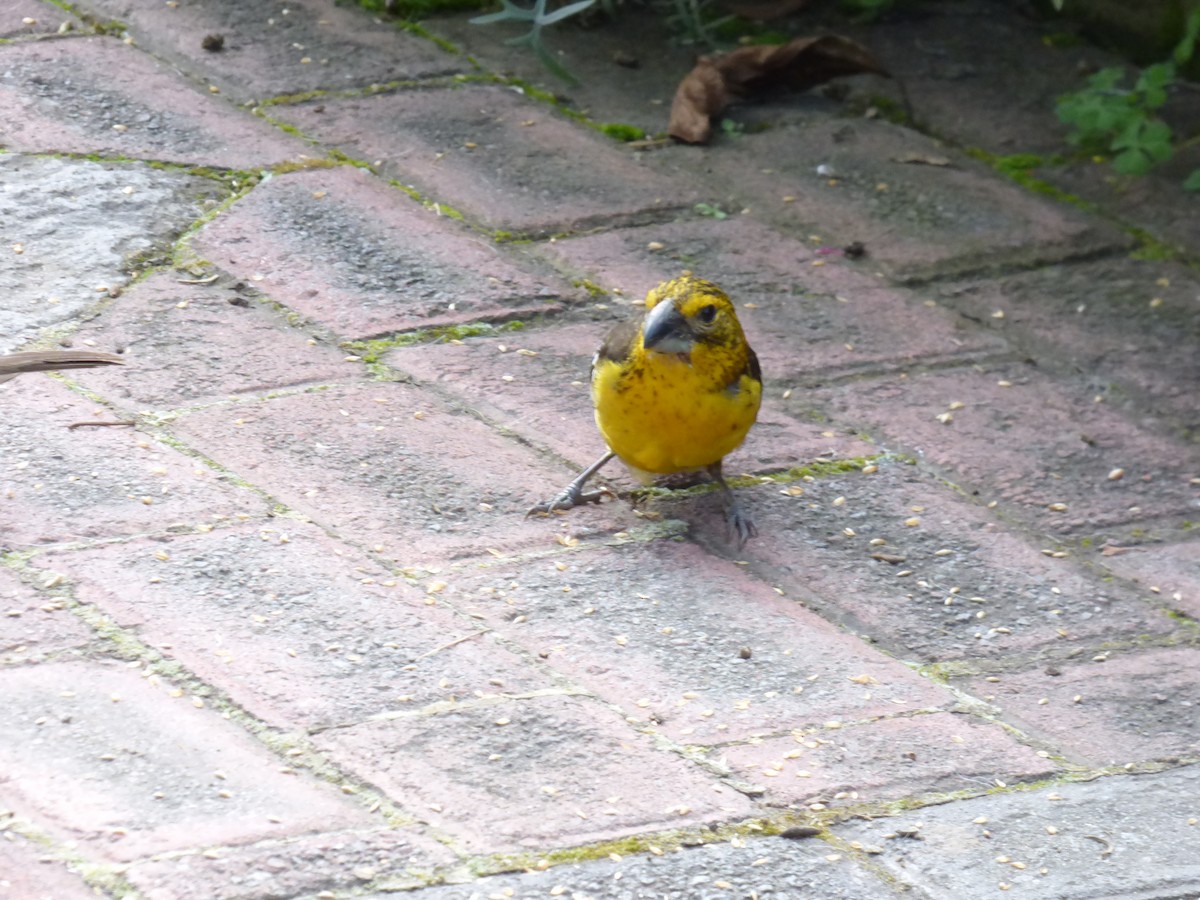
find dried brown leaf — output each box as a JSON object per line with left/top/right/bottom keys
{"left": 668, "top": 35, "right": 889, "bottom": 144}
{"left": 668, "top": 58, "right": 728, "bottom": 144}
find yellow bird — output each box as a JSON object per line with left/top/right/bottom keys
{"left": 530, "top": 275, "right": 762, "bottom": 544}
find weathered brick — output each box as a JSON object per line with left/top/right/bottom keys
{"left": 0, "top": 155, "right": 225, "bottom": 347}
{"left": 0, "top": 660, "right": 375, "bottom": 862}
{"left": 191, "top": 165, "right": 566, "bottom": 339}
{"left": 123, "top": 826, "right": 455, "bottom": 900}
{"left": 1099, "top": 539, "right": 1200, "bottom": 620}
{"left": 682, "top": 117, "right": 1127, "bottom": 282}
{"left": 395, "top": 832, "right": 903, "bottom": 899}
{"left": 803, "top": 364, "right": 1199, "bottom": 539}
{"left": 724, "top": 462, "right": 1174, "bottom": 663}
{"left": 36, "top": 522, "right": 556, "bottom": 733}
{"left": 0, "top": 36, "right": 308, "bottom": 167}
{"left": 0, "top": 569, "right": 93, "bottom": 664}
{"left": 962, "top": 647, "right": 1200, "bottom": 767}
{"left": 0, "top": 380, "right": 268, "bottom": 549}
{"left": 169, "top": 380, "right": 626, "bottom": 562}
{"left": 439, "top": 540, "right": 952, "bottom": 745}
{"left": 70, "top": 270, "right": 359, "bottom": 410}
{"left": 721, "top": 713, "right": 1057, "bottom": 808}
{"left": 0, "top": 0, "right": 80, "bottom": 37}
{"left": 72, "top": 0, "right": 465, "bottom": 103}
{"left": 837, "top": 766, "right": 1200, "bottom": 897}
{"left": 934, "top": 257, "right": 1200, "bottom": 432}
{"left": 0, "top": 829, "right": 99, "bottom": 900}
{"left": 313, "top": 693, "right": 754, "bottom": 853}
{"left": 273, "top": 84, "right": 705, "bottom": 237}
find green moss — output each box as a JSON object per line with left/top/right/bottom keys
{"left": 357, "top": 0, "right": 490, "bottom": 19}
{"left": 344, "top": 320, "right": 529, "bottom": 361}
{"left": 599, "top": 123, "right": 647, "bottom": 142}
{"left": 572, "top": 278, "right": 608, "bottom": 298}
{"left": 770, "top": 455, "right": 884, "bottom": 482}
{"left": 991, "top": 152, "right": 1045, "bottom": 177}
{"left": 396, "top": 20, "right": 463, "bottom": 55}
{"left": 1128, "top": 226, "right": 1182, "bottom": 261}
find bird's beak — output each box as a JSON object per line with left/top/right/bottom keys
{"left": 641, "top": 301, "right": 693, "bottom": 355}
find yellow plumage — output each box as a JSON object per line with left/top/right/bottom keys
{"left": 530, "top": 275, "right": 762, "bottom": 544}
{"left": 592, "top": 277, "right": 761, "bottom": 478}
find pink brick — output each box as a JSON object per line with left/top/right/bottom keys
{"left": 36, "top": 522, "right": 556, "bottom": 732}
{"left": 934, "top": 257, "right": 1200, "bottom": 428}
{"left": 722, "top": 713, "right": 1057, "bottom": 807}
{"left": 274, "top": 84, "right": 705, "bottom": 237}
{"left": 75, "top": 0, "right": 465, "bottom": 103}
{"left": 124, "top": 826, "right": 454, "bottom": 900}
{"left": 535, "top": 217, "right": 1008, "bottom": 379}
{"left": 1, "top": 0, "right": 79, "bottom": 37}
{"left": 0, "top": 36, "right": 308, "bottom": 168}
{"left": 0, "top": 569, "right": 93, "bottom": 663}
{"left": 965, "top": 647, "right": 1200, "bottom": 767}
{"left": 734, "top": 462, "right": 1173, "bottom": 662}
{"left": 70, "top": 270, "right": 360, "bottom": 410}
{"left": 192, "top": 166, "right": 566, "bottom": 339}
{"left": 440, "top": 541, "right": 953, "bottom": 744}
{"left": 682, "top": 118, "right": 1127, "bottom": 282}
{"left": 0, "top": 380, "right": 269, "bottom": 549}
{"left": 169, "top": 380, "right": 627, "bottom": 561}
{"left": 1100, "top": 540, "right": 1200, "bottom": 620}
{"left": 807, "top": 365, "right": 1199, "bottom": 537}
{"left": 0, "top": 661, "right": 375, "bottom": 862}
{"left": 314, "top": 694, "right": 754, "bottom": 853}
{"left": 0, "top": 830, "right": 97, "bottom": 900}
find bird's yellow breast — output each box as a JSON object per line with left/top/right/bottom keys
{"left": 592, "top": 340, "right": 761, "bottom": 479}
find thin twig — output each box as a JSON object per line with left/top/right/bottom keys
{"left": 66, "top": 420, "right": 136, "bottom": 430}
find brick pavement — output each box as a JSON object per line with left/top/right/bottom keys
{"left": 1, "top": 1, "right": 1197, "bottom": 898}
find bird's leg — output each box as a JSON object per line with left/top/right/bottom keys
{"left": 706, "top": 461, "right": 757, "bottom": 548}
{"left": 527, "top": 451, "right": 617, "bottom": 516}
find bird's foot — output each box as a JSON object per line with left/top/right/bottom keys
{"left": 724, "top": 500, "right": 758, "bottom": 549}
{"left": 527, "top": 485, "right": 614, "bottom": 516}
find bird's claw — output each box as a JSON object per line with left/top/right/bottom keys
{"left": 526, "top": 487, "right": 612, "bottom": 517}
{"left": 725, "top": 503, "right": 758, "bottom": 549}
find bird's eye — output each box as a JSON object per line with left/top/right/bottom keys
{"left": 698, "top": 304, "right": 718, "bottom": 324}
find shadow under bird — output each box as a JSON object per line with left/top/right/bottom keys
{"left": 0, "top": 349, "right": 126, "bottom": 385}
{"left": 530, "top": 275, "right": 762, "bottom": 545}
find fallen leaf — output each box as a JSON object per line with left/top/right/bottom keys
{"left": 669, "top": 36, "right": 889, "bottom": 143}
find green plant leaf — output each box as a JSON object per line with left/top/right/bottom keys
{"left": 1184, "top": 168, "right": 1200, "bottom": 191}
{"left": 470, "top": 0, "right": 535, "bottom": 23}
{"left": 1087, "top": 66, "right": 1126, "bottom": 92}
{"left": 1112, "top": 147, "right": 1153, "bottom": 175}
{"left": 539, "top": 0, "right": 595, "bottom": 24}
{"left": 1174, "top": 6, "right": 1200, "bottom": 65}
{"left": 1135, "top": 62, "right": 1174, "bottom": 108}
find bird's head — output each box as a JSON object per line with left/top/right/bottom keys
{"left": 640, "top": 276, "right": 745, "bottom": 358}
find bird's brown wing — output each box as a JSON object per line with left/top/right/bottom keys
{"left": 0, "top": 350, "right": 125, "bottom": 385}
{"left": 593, "top": 318, "right": 641, "bottom": 369}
